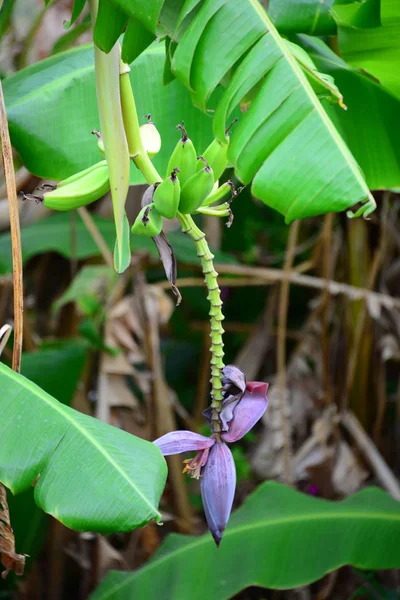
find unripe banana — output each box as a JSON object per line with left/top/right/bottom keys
{"left": 197, "top": 137, "right": 228, "bottom": 183}
{"left": 166, "top": 122, "right": 197, "bottom": 185}
{"left": 198, "top": 119, "right": 237, "bottom": 182}
{"left": 36, "top": 161, "right": 110, "bottom": 211}
{"left": 153, "top": 168, "right": 181, "bottom": 219}
{"left": 202, "top": 180, "right": 235, "bottom": 207}
{"left": 131, "top": 203, "right": 162, "bottom": 237}
{"left": 140, "top": 114, "right": 161, "bottom": 158}
{"left": 179, "top": 156, "right": 215, "bottom": 214}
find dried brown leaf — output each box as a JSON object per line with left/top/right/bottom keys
{"left": 0, "top": 484, "right": 26, "bottom": 579}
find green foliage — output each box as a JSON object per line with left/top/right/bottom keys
{"left": 3, "top": 339, "right": 94, "bottom": 578}
{"left": 268, "top": 0, "right": 336, "bottom": 35}
{"left": 298, "top": 34, "right": 400, "bottom": 190}
{"left": 51, "top": 14, "right": 92, "bottom": 55}
{"left": 53, "top": 265, "right": 117, "bottom": 316}
{"left": 6, "top": 0, "right": 378, "bottom": 223}
{"left": 90, "top": 482, "right": 400, "bottom": 599}
{"left": 333, "top": 0, "right": 400, "bottom": 100}
{"left": 0, "top": 362, "right": 167, "bottom": 532}
{"left": 0, "top": 212, "right": 236, "bottom": 275}
{"left": 91, "top": 0, "right": 375, "bottom": 220}
{"left": 3, "top": 43, "right": 215, "bottom": 182}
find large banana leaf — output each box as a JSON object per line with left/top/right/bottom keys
{"left": 3, "top": 339, "right": 90, "bottom": 571}
{"left": 3, "top": 43, "right": 215, "bottom": 182}
{"left": 268, "top": 0, "right": 336, "bottom": 35}
{"left": 91, "top": 482, "right": 400, "bottom": 599}
{"left": 333, "top": 0, "right": 400, "bottom": 100}
{"left": 297, "top": 35, "right": 400, "bottom": 190}
{"left": 102, "top": 0, "right": 375, "bottom": 222}
{"left": 0, "top": 362, "right": 167, "bottom": 533}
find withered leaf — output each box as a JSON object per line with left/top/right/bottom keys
{"left": 152, "top": 231, "right": 181, "bottom": 305}
{"left": 0, "top": 483, "right": 26, "bottom": 579}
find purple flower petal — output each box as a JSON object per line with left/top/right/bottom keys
{"left": 221, "top": 364, "right": 246, "bottom": 394}
{"left": 201, "top": 442, "right": 236, "bottom": 547}
{"left": 219, "top": 396, "right": 241, "bottom": 431}
{"left": 153, "top": 431, "right": 214, "bottom": 456}
{"left": 221, "top": 382, "right": 269, "bottom": 443}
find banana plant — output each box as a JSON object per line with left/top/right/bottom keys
{"left": 1, "top": 0, "right": 398, "bottom": 590}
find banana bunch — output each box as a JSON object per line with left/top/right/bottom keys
{"left": 132, "top": 121, "right": 242, "bottom": 237}
{"left": 21, "top": 160, "right": 111, "bottom": 211}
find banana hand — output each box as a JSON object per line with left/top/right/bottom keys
{"left": 22, "top": 160, "right": 110, "bottom": 211}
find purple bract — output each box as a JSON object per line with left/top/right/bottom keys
{"left": 153, "top": 366, "right": 268, "bottom": 546}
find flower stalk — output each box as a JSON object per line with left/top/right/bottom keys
{"left": 177, "top": 212, "right": 225, "bottom": 433}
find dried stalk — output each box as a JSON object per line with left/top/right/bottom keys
{"left": 342, "top": 411, "right": 400, "bottom": 501}
{"left": 319, "top": 213, "right": 334, "bottom": 405}
{"left": 277, "top": 220, "right": 300, "bottom": 484}
{"left": 77, "top": 206, "right": 114, "bottom": 268}
{"left": 342, "top": 224, "right": 386, "bottom": 411}
{"left": 0, "top": 80, "right": 23, "bottom": 372}
{"left": 158, "top": 265, "right": 400, "bottom": 310}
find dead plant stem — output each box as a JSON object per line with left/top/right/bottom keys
{"left": 277, "top": 220, "right": 300, "bottom": 484}
{"left": 0, "top": 80, "right": 23, "bottom": 372}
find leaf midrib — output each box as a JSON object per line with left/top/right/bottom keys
{"left": 0, "top": 364, "right": 160, "bottom": 517}
{"left": 99, "top": 508, "right": 400, "bottom": 597}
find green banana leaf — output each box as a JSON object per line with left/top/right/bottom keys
{"left": 4, "top": 340, "right": 90, "bottom": 571}
{"left": 297, "top": 35, "right": 400, "bottom": 190}
{"left": 268, "top": 0, "right": 336, "bottom": 35}
{"left": 13, "top": 0, "right": 376, "bottom": 224}
{"left": 0, "top": 213, "right": 237, "bottom": 275}
{"left": 3, "top": 43, "right": 215, "bottom": 182}
{"left": 333, "top": 0, "right": 400, "bottom": 100}
{"left": 0, "top": 362, "right": 167, "bottom": 533}
{"left": 90, "top": 482, "right": 400, "bottom": 599}
{"left": 100, "top": 0, "right": 375, "bottom": 221}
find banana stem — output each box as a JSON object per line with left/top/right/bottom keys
{"left": 178, "top": 212, "right": 225, "bottom": 434}
{"left": 119, "top": 62, "right": 160, "bottom": 185}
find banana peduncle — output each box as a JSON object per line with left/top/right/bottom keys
{"left": 178, "top": 212, "right": 225, "bottom": 434}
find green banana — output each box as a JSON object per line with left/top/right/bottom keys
{"left": 140, "top": 114, "right": 161, "bottom": 158}
{"left": 197, "top": 203, "right": 233, "bottom": 226}
{"left": 197, "top": 138, "right": 228, "bottom": 183}
{"left": 179, "top": 156, "right": 214, "bottom": 214}
{"left": 131, "top": 203, "right": 163, "bottom": 237}
{"left": 166, "top": 122, "right": 197, "bottom": 185}
{"left": 201, "top": 180, "right": 235, "bottom": 207}
{"left": 26, "top": 160, "right": 110, "bottom": 211}
{"left": 197, "top": 119, "right": 238, "bottom": 182}
{"left": 153, "top": 168, "right": 181, "bottom": 219}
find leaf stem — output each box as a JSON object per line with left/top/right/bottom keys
{"left": 177, "top": 213, "right": 225, "bottom": 434}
